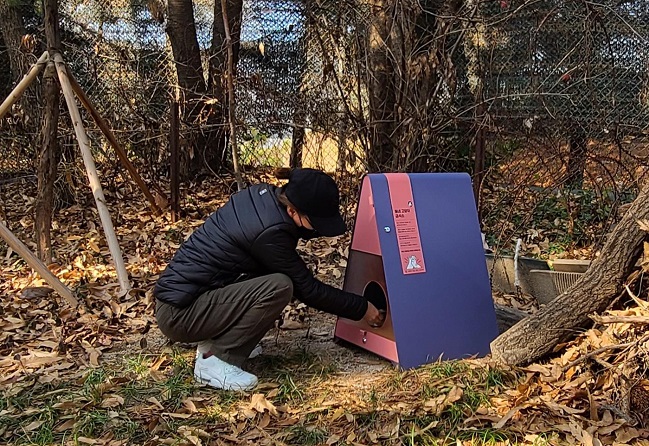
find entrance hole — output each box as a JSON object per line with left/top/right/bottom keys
{"left": 363, "top": 281, "right": 387, "bottom": 312}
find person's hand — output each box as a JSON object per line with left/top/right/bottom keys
{"left": 364, "top": 302, "right": 386, "bottom": 327}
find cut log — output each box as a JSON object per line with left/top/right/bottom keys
{"left": 494, "top": 304, "right": 529, "bottom": 334}
{"left": 490, "top": 184, "right": 649, "bottom": 365}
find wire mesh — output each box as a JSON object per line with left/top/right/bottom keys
{"left": 0, "top": 0, "right": 647, "bottom": 252}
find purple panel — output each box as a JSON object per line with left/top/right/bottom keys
{"left": 370, "top": 173, "right": 498, "bottom": 369}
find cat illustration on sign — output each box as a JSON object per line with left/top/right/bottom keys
{"left": 406, "top": 255, "right": 422, "bottom": 270}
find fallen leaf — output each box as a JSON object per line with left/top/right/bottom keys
{"left": 163, "top": 412, "right": 192, "bottom": 419}
{"left": 249, "top": 393, "right": 278, "bottom": 416}
{"left": 616, "top": 428, "right": 641, "bottom": 443}
{"left": 183, "top": 398, "right": 197, "bottom": 413}
{"left": 258, "top": 412, "right": 271, "bottom": 428}
{"left": 148, "top": 397, "right": 165, "bottom": 410}
{"left": 24, "top": 420, "right": 44, "bottom": 432}
{"left": 55, "top": 418, "right": 76, "bottom": 432}
{"left": 281, "top": 320, "right": 307, "bottom": 330}
{"left": 101, "top": 394, "right": 124, "bottom": 408}
{"left": 326, "top": 434, "right": 341, "bottom": 445}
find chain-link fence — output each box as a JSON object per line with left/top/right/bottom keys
{"left": 472, "top": 1, "right": 649, "bottom": 253}
{"left": 234, "top": 0, "right": 368, "bottom": 172}
{"left": 0, "top": 0, "right": 648, "bottom": 252}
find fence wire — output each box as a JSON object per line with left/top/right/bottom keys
{"left": 0, "top": 0, "right": 648, "bottom": 252}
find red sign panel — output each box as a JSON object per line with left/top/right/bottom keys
{"left": 386, "top": 174, "right": 426, "bottom": 275}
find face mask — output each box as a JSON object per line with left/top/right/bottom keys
{"left": 297, "top": 225, "right": 319, "bottom": 240}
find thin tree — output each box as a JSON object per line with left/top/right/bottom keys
{"left": 34, "top": 0, "right": 61, "bottom": 262}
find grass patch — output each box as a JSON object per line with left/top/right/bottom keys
{"left": 74, "top": 408, "right": 111, "bottom": 439}
{"left": 354, "top": 411, "right": 381, "bottom": 428}
{"left": 386, "top": 369, "right": 411, "bottom": 391}
{"left": 426, "top": 360, "right": 468, "bottom": 380}
{"left": 288, "top": 424, "right": 328, "bottom": 445}
{"left": 258, "top": 348, "right": 337, "bottom": 379}
{"left": 82, "top": 367, "right": 110, "bottom": 404}
{"left": 456, "top": 428, "right": 511, "bottom": 444}
{"left": 485, "top": 368, "right": 505, "bottom": 389}
{"left": 14, "top": 407, "right": 57, "bottom": 446}
{"left": 402, "top": 420, "right": 440, "bottom": 446}
{"left": 365, "top": 386, "right": 383, "bottom": 407}
{"left": 170, "top": 348, "right": 193, "bottom": 372}
{"left": 114, "top": 417, "right": 148, "bottom": 442}
{"left": 160, "top": 372, "right": 196, "bottom": 410}
{"left": 0, "top": 347, "right": 572, "bottom": 446}
{"left": 119, "top": 381, "right": 147, "bottom": 404}
{"left": 276, "top": 371, "right": 304, "bottom": 403}
{"left": 124, "top": 354, "right": 151, "bottom": 376}
{"left": 462, "top": 384, "right": 490, "bottom": 412}
{"left": 27, "top": 422, "right": 55, "bottom": 446}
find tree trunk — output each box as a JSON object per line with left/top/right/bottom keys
{"left": 0, "top": 31, "right": 10, "bottom": 98}
{"left": 0, "top": 0, "right": 28, "bottom": 84}
{"left": 290, "top": 125, "right": 305, "bottom": 169}
{"left": 0, "top": 0, "right": 35, "bottom": 119}
{"left": 35, "top": 62, "right": 60, "bottom": 263}
{"left": 490, "top": 183, "right": 649, "bottom": 365}
{"left": 566, "top": 125, "right": 587, "bottom": 189}
{"left": 166, "top": 0, "right": 209, "bottom": 177}
{"left": 366, "top": 0, "right": 397, "bottom": 172}
{"left": 220, "top": 0, "right": 244, "bottom": 191}
{"left": 211, "top": 0, "right": 244, "bottom": 88}
{"left": 34, "top": 0, "right": 61, "bottom": 264}
{"left": 209, "top": 0, "right": 244, "bottom": 171}
{"left": 166, "top": 0, "right": 206, "bottom": 96}
{"left": 494, "top": 305, "right": 528, "bottom": 334}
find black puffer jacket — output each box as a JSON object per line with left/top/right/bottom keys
{"left": 154, "top": 183, "right": 368, "bottom": 321}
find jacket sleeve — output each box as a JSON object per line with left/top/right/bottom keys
{"left": 251, "top": 226, "right": 368, "bottom": 321}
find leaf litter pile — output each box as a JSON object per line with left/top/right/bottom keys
{"left": 1, "top": 174, "right": 649, "bottom": 445}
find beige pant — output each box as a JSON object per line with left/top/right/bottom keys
{"left": 156, "top": 273, "right": 293, "bottom": 366}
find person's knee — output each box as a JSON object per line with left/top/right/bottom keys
{"left": 269, "top": 273, "right": 293, "bottom": 303}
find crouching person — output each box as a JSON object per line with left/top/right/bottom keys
{"left": 154, "top": 168, "right": 385, "bottom": 391}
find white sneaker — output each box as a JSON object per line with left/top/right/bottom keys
{"left": 194, "top": 354, "right": 258, "bottom": 391}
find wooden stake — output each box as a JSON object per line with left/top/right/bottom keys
{"left": 53, "top": 52, "right": 131, "bottom": 293}
{"left": 221, "top": 0, "right": 244, "bottom": 191}
{"left": 66, "top": 69, "right": 164, "bottom": 216}
{"left": 0, "top": 51, "right": 49, "bottom": 121}
{"left": 0, "top": 220, "right": 77, "bottom": 307}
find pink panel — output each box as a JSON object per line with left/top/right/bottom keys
{"left": 385, "top": 173, "right": 427, "bottom": 274}
{"left": 334, "top": 319, "right": 399, "bottom": 363}
{"left": 350, "top": 176, "right": 381, "bottom": 256}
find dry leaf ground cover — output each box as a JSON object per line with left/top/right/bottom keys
{"left": 1, "top": 171, "right": 649, "bottom": 445}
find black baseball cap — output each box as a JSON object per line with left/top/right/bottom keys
{"left": 283, "top": 168, "right": 347, "bottom": 237}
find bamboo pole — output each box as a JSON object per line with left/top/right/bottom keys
{"left": 53, "top": 53, "right": 131, "bottom": 293}
{"left": 0, "top": 51, "right": 49, "bottom": 121}
{"left": 0, "top": 220, "right": 77, "bottom": 307}
{"left": 66, "top": 69, "right": 164, "bottom": 216}
{"left": 221, "top": 0, "right": 244, "bottom": 191}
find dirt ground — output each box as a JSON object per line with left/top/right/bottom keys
{"left": 104, "top": 308, "right": 392, "bottom": 377}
